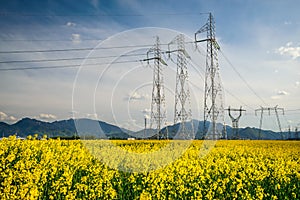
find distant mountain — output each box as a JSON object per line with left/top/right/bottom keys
{"left": 0, "top": 118, "right": 132, "bottom": 139}
{"left": 74, "top": 118, "right": 132, "bottom": 139}
{"left": 133, "top": 128, "right": 157, "bottom": 139}
{"left": 0, "top": 118, "right": 295, "bottom": 140}
{"left": 157, "top": 120, "right": 291, "bottom": 140}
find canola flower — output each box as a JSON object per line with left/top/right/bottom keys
{"left": 0, "top": 135, "right": 299, "bottom": 199}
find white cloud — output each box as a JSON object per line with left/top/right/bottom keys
{"left": 131, "top": 92, "right": 143, "bottom": 100}
{"left": 271, "top": 90, "right": 289, "bottom": 99}
{"left": 39, "top": 113, "right": 57, "bottom": 120}
{"left": 0, "top": 112, "right": 8, "bottom": 121}
{"left": 0, "top": 111, "right": 18, "bottom": 123}
{"left": 141, "top": 108, "right": 151, "bottom": 119}
{"left": 295, "top": 81, "right": 300, "bottom": 88}
{"left": 86, "top": 113, "right": 98, "bottom": 119}
{"left": 286, "top": 42, "right": 293, "bottom": 47}
{"left": 71, "top": 33, "right": 81, "bottom": 43}
{"left": 125, "top": 91, "right": 149, "bottom": 101}
{"left": 8, "top": 116, "right": 17, "bottom": 121}
{"left": 277, "top": 90, "right": 289, "bottom": 96}
{"left": 276, "top": 42, "right": 300, "bottom": 59}
{"left": 66, "top": 22, "right": 76, "bottom": 27}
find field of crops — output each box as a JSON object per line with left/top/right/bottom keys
{"left": 0, "top": 136, "right": 299, "bottom": 199}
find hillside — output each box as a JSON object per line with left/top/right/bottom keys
{"left": 0, "top": 118, "right": 131, "bottom": 139}
{"left": 0, "top": 118, "right": 294, "bottom": 140}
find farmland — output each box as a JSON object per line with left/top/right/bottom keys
{"left": 0, "top": 136, "right": 299, "bottom": 199}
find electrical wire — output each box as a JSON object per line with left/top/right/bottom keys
{"left": 1, "top": 37, "right": 298, "bottom": 119}
{"left": 285, "top": 109, "right": 300, "bottom": 112}
{"left": 0, "top": 41, "right": 199, "bottom": 54}
{"left": 0, "top": 38, "right": 103, "bottom": 42}
{"left": 0, "top": 44, "right": 161, "bottom": 54}
{"left": 0, "top": 53, "right": 145, "bottom": 64}
{"left": 192, "top": 46, "right": 258, "bottom": 114}
{"left": 0, "top": 47, "right": 94, "bottom": 54}
{"left": 0, "top": 43, "right": 194, "bottom": 70}
{"left": 0, "top": 60, "right": 141, "bottom": 71}
{"left": 219, "top": 50, "right": 269, "bottom": 107}
{"left": 0, "top": 12, "right": 210, "bottom": 17}
{"left": 224, "top": 89, "right": 255, "bottom": 110}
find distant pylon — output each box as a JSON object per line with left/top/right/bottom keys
{"left": 195, "top": 13, "right": 224, "bottom": 140}
{"left": 223, "top": 122, "right": 227, "bottom": 139}
{"left": 225, "top": 106, "right": 246, "bottom": 139}
{"left": 144, "top": 117, "right": 147, "bottom": 139}
{"left": 168, "top": 34, "right": 194, "bottom": 139}
{"left": 145, "top": 36, "right": 168, "bottom": 139}
{"left": 255, "top": 105, "right": 284, "bottom": 140}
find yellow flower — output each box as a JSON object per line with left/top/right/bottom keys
{"left": 0, "top": 139, "right": 299, "bottom": 199}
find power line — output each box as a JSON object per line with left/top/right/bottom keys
{"left": 1, "top": 38, "right": 292, "bottom": 116}
{"left": 0, "top": 64, "right": 82, "bottom": 71}
{"left": 220, "top": 50, "right": 269, "bottom": 106}
{"left": 0, "top": 38, "right": 103, "bottom": 42}
{"left": 0, "top": 41, "right": 197, "bottom": 54}
{"left": 0, "top": 42, "right": 198, "bottom": 69}
{"left": 0, "top": 44, "right": 160, "bottom": 54}
{"left": 285, "top": 109, "right": 300, "bottom": 112}
{"left": 0, "top": 12, "right": 209, "bottom": 17}
{"left": 0, "top": 60, "right": 140, "bottom": 71}
{"left": 0, "top": 47, "right": 94, "bottom": 54}
{"left": 0, "top": 53, "right": 145, "bottom": 64}
{"left": 186, "top": 59, "right": 254, "bottom": 118}
{"left": 224, "top": 89, "right": 255, "bottom": 110}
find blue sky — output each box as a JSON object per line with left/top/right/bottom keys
{"left": 0, "top": 0, "right": 299, "bottom": 132}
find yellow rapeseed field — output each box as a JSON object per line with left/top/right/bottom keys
{"left": 0, "top": 136, "right": 299, "bottom": 199}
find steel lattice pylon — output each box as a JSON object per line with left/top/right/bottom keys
{"left": 146, "top": 36, "right": 168, "bottom": 139}
{"left": 255, "top": 105, "right": 284, "bottom": 140}
{"left": 169, "top": 34, "right": 194, "bottom": 139}
{"left": 226, "top": 106, "right": 246, "bottom": 139}
{"left": 195, "top": 13, "right": 224, "bottom": 140}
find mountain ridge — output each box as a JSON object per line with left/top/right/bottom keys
{"left": 0, "top": 118, "right": 294, "bottom": 140}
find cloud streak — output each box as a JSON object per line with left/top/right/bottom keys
{"left": 125, "top": 92, "right": 149, "bottom": 101}
{"left": 66, "top": 22, "right": 76, "bottom": 27}
{"left": 0, "top": 111, "right": 18, "bottom": 123}
{"left": 277, "top": 90, "right": 289, "bottom": 96}
{"left": 38, "top": 113, "right": 57, "bottom": 120}
{"left": 141, "top": 108, "right": 151, "bottom": 119}
{"left": 86, "top": 113, "right": 98, "bottom": 119}
{"left": 71, "top": 33, "right": 81, "bottom": 43}
{"left": 271, "top": 90, "right": 289, "bottom": 100}
{"left": 276, "top": 42, "right": 300, "bottom": 59}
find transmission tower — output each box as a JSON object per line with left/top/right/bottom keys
{"left": 168, "top": 34, "right": 194, "bottom": 139}
{"left": 195, "top": 13, "right": 224, "bottom": 140}
{"left": 144, "top": 36, "right": 168, "bottom": 139}
{"left": 255, "top": 105, "right": 284, "bottom": 140}
{"left": 295, "top": 127, "right": 299, "bottom": 140}
{"left": 288, "top": 125, "right": 291, "bottom": 139}
{"left": 144, "top": 117, "right": 147, "bottom": 139}
{"left": 225, "top": 106, "right": 246, "bottom": 139}
{"left": 223, "top": 122, "right": 227, "bottom": 139}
